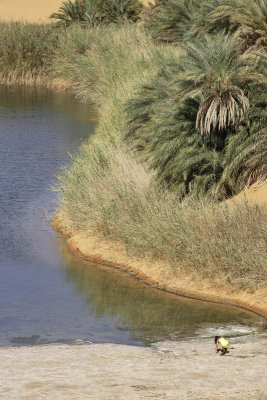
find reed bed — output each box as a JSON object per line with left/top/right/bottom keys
{"left": 0, "top": 21, "right": 59, "bottom": 85}
{"left": 58, "top": 143, "right": 267, "bottom": 289}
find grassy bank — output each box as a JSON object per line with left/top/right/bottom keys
{"left": 52, "top": 24, "right": 266, "bottom": 291}
{"left": 57, "top": 142, "right": 266, "bottom": 290}
{"left": 0, "top": 18, "right": 266, "bottom": 296}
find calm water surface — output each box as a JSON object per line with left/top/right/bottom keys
{"left": 0, "top": 86, "right": 263, "bottom": 347}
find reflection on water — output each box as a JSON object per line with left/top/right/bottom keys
{"left": 0, "top": 86, "right": 264, "bottom": 347}
{"left": 60, "top": 242, "right": 263, "bottom": 344}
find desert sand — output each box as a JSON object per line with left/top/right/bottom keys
{"left": 1, "top": 335, "right": 266, "bottom": 399}
{"left": 0, "top": 0, "right": 63, "bottom": 22}
{"left": 225, "top": 180, "right": 267, "bottom": 209}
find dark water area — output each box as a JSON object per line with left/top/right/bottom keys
{"left": 0, "top": 86, "right": 264, "bottom": 347}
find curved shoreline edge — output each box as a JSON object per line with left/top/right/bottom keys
{"left": 2, "top": 77, "right": 265, "bottom": 319}
{"left": 53, "top": 214, "right": 267, "bottom": 318}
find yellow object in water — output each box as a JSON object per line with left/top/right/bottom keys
{"left": 218, "top": 338, "right": 229, "bottom": 348}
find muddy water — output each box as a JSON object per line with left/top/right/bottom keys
{"left": 0, "top": 86, "right": 263, "bottom": 347}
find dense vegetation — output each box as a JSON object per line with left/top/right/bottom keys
{"left": 0, "top": 0, "right": 266, "bottom": 290}
{"left": 129, "top": 0, "right": 267, "bottom": 198}
{"left": 126, "top": 33, "right": 266, "bottom": 198}
{"left": 146, "top": 0, "right": 267, "bottom": 51}
{"left": 50, "top": 0, "right": 144, "bottom": 26}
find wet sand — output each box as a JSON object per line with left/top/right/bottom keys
{"left": 1, "top": 335, "right": 266, "bottom": 399}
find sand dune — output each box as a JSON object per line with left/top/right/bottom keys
{"left": 0, "top": 0, "right": 63, "bottom": 22}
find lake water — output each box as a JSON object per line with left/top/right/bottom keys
{"left": 0, "top": 86, "right": 263, "bottom": 347}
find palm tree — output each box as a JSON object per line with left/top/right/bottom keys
{"left": 126, "top": 63, "right": 224, "bottom": 197}
{"left": 50, "top": 0, "right": 143, "bottom": 26}
{"left": 145, "top": 0, "right": 199, "bottom": 43}
{"left": 190, "top": 0, "right": 232, "bottom": 37}
{"left": 175, "top": 33, "right": 265, "bottom": 136}
{"left": 215, "top": 88, "right": 267, "bottom": 198}
{"left": 208, "top": 0, "right": 267, "bottom": 52}
{"left": 50, "top": 0, "right": 92, "bottom": 26}
{"left": 126, "top": 33, "right": 266, "bottom": 197}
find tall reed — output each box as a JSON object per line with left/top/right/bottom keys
{"left": 58, "top": 143, "right": 267, "bottom": 289}
{"left": 0, "top": 21, "right": 59, "bottom": 85}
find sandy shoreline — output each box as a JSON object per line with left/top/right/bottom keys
{"left": 52, "top": 197, "right": 267, "bottom": 318}
{"left": 52, "top": 181, "right": 267, "bottom": 317}
{"left": 1, "top": 335, "right": 266, "bottom": 399}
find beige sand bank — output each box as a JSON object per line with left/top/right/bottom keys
{"left": 1, "top": 335, "right": 266, "bottom": 399}
{"left": 0, "top": 0, "right": 62, "bottom": 22}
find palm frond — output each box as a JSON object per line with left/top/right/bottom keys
{"left": 209, "top": 0, "right": 267, "bottom": 52}
{"left": 196, "top": 88, "right": 249, "bottom": 136}
{"left": 145, "top": 0, "right": 200, "bottom": 43}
